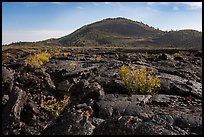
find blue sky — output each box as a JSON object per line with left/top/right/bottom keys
{"left": 2, "top": 2, "right": 202, "bottom": 44}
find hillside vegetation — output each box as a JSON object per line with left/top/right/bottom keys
{"left": 4, "top": 17, "right": 202, "bottom": 49}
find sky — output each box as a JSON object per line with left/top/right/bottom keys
{"left": 2, "top": 2, "right": 202, "bottom": 45}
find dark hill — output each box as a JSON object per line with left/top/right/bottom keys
{"left": 58, "top": 17, "right": 202, "bottom": 49}
{"left": 153, "top": 29, "right": 202, "bottom": 49}
{"left": 58, "top": 17, "right": 164, "bottom": 46}
{"left": 5, "top": 17, "right": 202, "bottom": 49}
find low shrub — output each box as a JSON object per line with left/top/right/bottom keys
{"left": 24, "top": 52, "right": 51, "bottom": 69}
{"left": 119, "top": 64, "right": 160, "bottom": 95}
{"left": 174, "top": 50, "right": 190, "bottom": 57}
{"left": 93, "top": 54, "right": 102, "bottom": 62}
{"left": 38, "top": 95, "right": 70, "bottom": 117}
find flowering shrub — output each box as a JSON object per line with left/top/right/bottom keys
{"left": 119, "top": 65, "right": 160, "bottom": 95}
{"left": 38, "top": 95, "right": 70, "bottom": 117}
{"left": 24, "top": 52, "right": 51, "bottom": 69}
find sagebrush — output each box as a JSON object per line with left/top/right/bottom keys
{"left": 119, "top": 64, "right": 160, "bottom": 95}
{"left": 38, "top": 95, "right": 70, "bottom": 117}
{"left": 24, "top": 52, "right": 51, "bottom": 69}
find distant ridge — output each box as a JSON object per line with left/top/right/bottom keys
{"left": 6, "top": 17, "right": 202, "bottom": 49}
{"left": 58, "top": 17, "right": 202, "bottom": 49}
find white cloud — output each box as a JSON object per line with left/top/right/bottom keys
{"left": 146, "top": 2, "right": 202, "bottom": 10}
{"left": 104, "top": 2, "right": 124, "bottom": 10}
{"left": 77, "top": 6, "right": 82, "bottom": 9}
{"left": 146, "top": 7, "right": 159, "bottom": 13}
{"left": 146, "top": 2, "right": 155, "bottom": 5}
{"left": 104, "top": 2, "right": 112, "bottom": 4}
{"left": 23, "top": 2, "right": 66, "bottom": 7}
{"left": 104, "top": 2, "right": 112, "bottom": 5}
{"left": 179, "top": 2, "right": 202, "bottom": 9}
{"left": 93, "top": 2, "right": 113, "bottom": 6}
{"left": 23, "top": 2, "right": 40, "bottom": 7}
{"left": 92, "top": 2, "right": 100, "bottom": 6}
{"left": 50, "top": 2, "right": 66, "bottom": 5}
{"left": 93, "top": 2, "right": 123, "bottom": 10}
{"left": 2, "top": 30, "right": 72, "bottom": 45}
{"left": 173, "top": 6, "right": 179, "bottom": 11}
{"left": 147, "top": 2, "right": 169, "bottom": 5}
